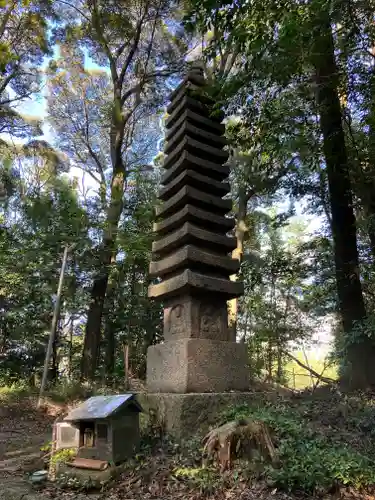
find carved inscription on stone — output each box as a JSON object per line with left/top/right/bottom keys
{"left": 168, "top": 304, "right": 185, "bottom": 336}
{"left": 199, "top": 304, "right": 223, "bottom": 340}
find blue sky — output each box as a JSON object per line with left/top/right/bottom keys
{"left": 16, "top": 45, "right": 105, "bottom": 143}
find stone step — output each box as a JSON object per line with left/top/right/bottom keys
{"left": 3, "top": 445, "right": 41, "bottom": 459}
{"left": 0, "top": 451, "right": 42, "bottom": 471}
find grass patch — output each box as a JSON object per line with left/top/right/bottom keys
{"left": 222, "top": 402, "right": 375, "bottom": 493}
{"left": 0, "top": 382, "right": 36, "bottom": 401}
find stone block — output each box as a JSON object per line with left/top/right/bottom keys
{"left": 162, "top": 294, "right": 234, "bottom": 342}
{"left": 162, "top": 151, "right": 229, "bottom": 185}
{"left": 159, "top": 169, "right": 230, "bottom": 201}
{"left": 148, "top": 269, "right": 244, "bottom": 300}
{"left": 153, "top": 204, "right": 235, "bottom": 236}
{"left": 155, "top": 185, "right": 232, "bottom": 218}
{"left": 149, "top": 244, "right": 239, "bottom": 278}
{"left": 137, "top": 392, "right": 256, "bottom": 438}
{"left": 152, "top": 222, "right": 236, "bottom": 257}
{"left": 146, "top": 338, "right": 250, "bottom": 393}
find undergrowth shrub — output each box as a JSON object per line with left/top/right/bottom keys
{"left": 222, "top": 403, "right": 375, "bottom": 493}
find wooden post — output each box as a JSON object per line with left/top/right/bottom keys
{"left": 38, "top": 245, "right": 70, "bottom": 408}
{"left": 123, "top": 344, "right": 129, "bottom": 390}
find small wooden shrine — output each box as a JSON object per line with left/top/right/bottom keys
{"left": 56, "top": 394, "right": 142, "bottom": 465}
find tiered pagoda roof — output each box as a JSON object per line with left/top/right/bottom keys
{"left": 148, "top": 65, "right": 244, "bottom": 301}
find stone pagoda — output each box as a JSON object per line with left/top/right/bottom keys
{"left": 146, "top": 64, "right": 250, "bottom": 398}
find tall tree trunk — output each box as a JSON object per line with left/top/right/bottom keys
{"left": 311, "top": 11, "right": 375, "bottom": 389}
{"left": 81, "top": 83, "right": 127, "bottom": 381}
{"left": 81, "top": 149, "right": 125, "bottom": 380}
{"left": 364, "top": 56, "right": 375, "bottom": 263}
{"left": 104, "top": 284, "right": 116, "bottom": 385}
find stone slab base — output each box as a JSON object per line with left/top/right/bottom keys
{"left": 55, "top": 462, "right": 125, "bottom": 486}
{"left": 137, "top": 392, "right": 255, "bottom": 438}
{"left": 146, "top": 339, "right": 250, "bottom": 393}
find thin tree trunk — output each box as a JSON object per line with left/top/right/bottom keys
{"left": 228, "top": 188, "right": 253, "bottom": 340}
{"left": 276, "top": 343, "right": 282, "bottom": 384}
{"left": 38, "top": 245, "right": 69, "bottom": 407}
{"left": 81, "top": 254, "right": 111, "bottom": 381}
{"left": 311, "top": 12, "right": 375, "bottom": 389}
{"left": 51, "top": 319, "right": 59, "bottom": 383}
{"left": 68, "top": 317, "right": 73, "bottom": 380}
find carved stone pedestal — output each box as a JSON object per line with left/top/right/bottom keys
{"left": 137, "top": 392, "right": 256, "bottom": 438}
{"left": 162, "top": 294, "right": 235, "bottom": 342}
{"left": 147, "top": 339, "right": 249, "bottom": 393}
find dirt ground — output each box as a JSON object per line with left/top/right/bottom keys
{"left": 0, "top": 397, "right": 99, "bottom": 500}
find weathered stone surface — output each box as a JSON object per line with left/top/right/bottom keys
{"left": 155, "top": 185, "right": 232, "bottom": 218}
{"left": 149, "top": 245, "right": 239, "bottom": 278}
{"left": 146, "top": 339, "right": 250, "bottom": 393}
{"left": 162, "top": 151, "right": 229, "bottom": 184}
{"left": 168, "top": 75, "right": 205, "bottom": 110}
{"left": 148, "top": 269, "right": 244, "bottom": 300}
{"left": 166, "top": 95, "right": 224, "bottom": 129}
{"left": 165, "top": 121, "right": 227, "bottom": 155}
{"left": 137, "top": 392, "right": 256, "bottom": 438}
{"left": 162, "top": 295, "right": 233, "bottom": 342}
{"left": 152, "top": 222, "right": 236, "bottom": 256}
{"left": 164, "top": 136, "right": 229, "bottom": 170}
{"left": 153, "top": 204, "right": 235, "bottom": 236}
{"left": 159, "top": 169, "right": 230, "bottom": 201}
{"left": 166, "top": 108, "right": 225, "bottom": 141}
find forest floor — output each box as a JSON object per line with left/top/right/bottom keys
{"left": 1, "top": 385, "right": 375, "bottom": 500}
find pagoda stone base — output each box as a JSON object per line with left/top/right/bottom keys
{"left": 146, "top": 339, "right": 250, "bottom": 393}
{"left": 137, "top": 392, "right": 255, "bottom": 438}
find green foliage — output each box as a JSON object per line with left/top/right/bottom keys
{"left": 172, "top": 466, "right": 222, "bottom": 494}
{"left": 51, "top": 447, "right": 76, "bottom": 465}
{"left": 223, "top": 403, "right": 375, "bottom": 493}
